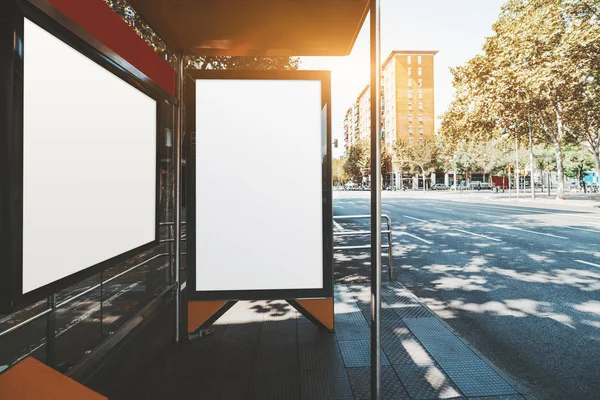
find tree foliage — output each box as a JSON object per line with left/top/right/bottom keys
{"left": 439, "top": 0, "right": 600, "bottom": 199}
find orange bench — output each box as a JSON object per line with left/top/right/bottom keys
{"left": 0, "top": 357, "right": 107, "bottom": 400}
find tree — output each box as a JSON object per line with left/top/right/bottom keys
{"left": 440, "top": 0, "right": 600, "bottom": 199}
{"left": 344, "top": 138, "right": 370, "bottom": 181}
{"left": 332, "top": 158, "right": 350, "bottom": 186}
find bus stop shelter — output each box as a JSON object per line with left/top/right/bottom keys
{"left": 0, "top": 1, "right": 525, "bottom": 399}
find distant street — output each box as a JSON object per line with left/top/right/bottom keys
{"left": 334, "top": 191, "right": 600, "bottom": 400}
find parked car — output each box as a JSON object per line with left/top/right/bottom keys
{"left": 431, "top": 183, "right": 449, "bottom": 191}
{"left": 479, "top": 182, "right": 492, "bottom": 190}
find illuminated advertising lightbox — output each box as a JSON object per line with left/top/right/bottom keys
{"left": 1, "top": 3, "right": 161, "bottom": 312}
{"left": 186, "top": 71, "right": 332, "bottom": 300}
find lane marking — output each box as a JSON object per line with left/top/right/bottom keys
{"left": 564, "top": 226, "right": 600, "bottom": 234}
{"left": 403, "top": 215, "right": 429, "bottom": 223}
{"left": 475, "top": 213, "right": 511, "bottom": 220}
{"left": 401, "top": 231, "right": 434, "bottom": 245}
{"left": 490, "top": 224, "right": 568, "bottom": 239}
{"left": 453, "top": 228, "right": 502, "bottom": 242}
{"left": 574, "top": 259, "right": 600, "bottom": 268}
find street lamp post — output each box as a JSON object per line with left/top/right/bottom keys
{"left": 528, "top": 109, "right": 535, "bottom": 200}
{"left": 515, "top": 134, "right": 520, "bottom": 199}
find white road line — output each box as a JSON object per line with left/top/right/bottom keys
{"left": 564, "top": 226, "right": 600, "bottom": 234}
{"left": 403, "top": 215, "right": 429, "bottom": 223}
{"left": 574, "top": 259, "right": 600, "bottom": 268}
{"left": 490, "top": 224, "right": 568, "bottom": 239}
{"left": 433, "top": 207, "right": 453, "bottom": 212}
{"left": 475, "top": 213, "right": 511, "bottom": 220}
{"left": 453, "top": 228, "right": 502, "bottom": 242}
{"left": 333, "top": 220, "right": 344, "bottom": 231}
{"left": 401, "top": 231, "right": 434, "bottom": 245}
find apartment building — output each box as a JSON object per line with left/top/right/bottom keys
{"left": 383, "top": 50, "right": 437, "bottom": 146}
{"left": 344, "top": 50, "right": 437, "bottom": 150}
{"left": 343, "top": 50, "right": 437, "bottom": 186}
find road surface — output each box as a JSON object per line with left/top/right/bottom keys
{"left": 334, "top": 192, "right": 600, "bottom": 400}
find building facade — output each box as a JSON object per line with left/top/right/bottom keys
{"left": 343, "top": 50, "right": 438, "bottom": 186}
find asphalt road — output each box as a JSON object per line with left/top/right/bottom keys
{"left": 333, "top": 192, "right": 600, "bottom": 400}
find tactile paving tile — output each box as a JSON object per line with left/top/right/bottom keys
{"left": 403, "top": 318, "right": 517, "bottom": 397}
{"left": 338, "top": 340, "right": 390, "bottom": 367}
{"left": 382, "top": 337, "right": 434, "bottom": 367}
{"left": 393, "top": 304, "right": 434, "bottom": 318}
{"left": 440, "top": 360, "right": 517, "bottom": 397}
{"left": 346, "top": 366, "right": 410, "bottom": 400}
{"left": 334, "top": 310, "right": 371, "bottom": 341}
{"left": 392, "top": 362, "right": 463, "bottom": 399}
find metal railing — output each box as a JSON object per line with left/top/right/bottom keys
{"left": 333, "top": 214, "right": 394, "bottom": 280}
{"left": 0, "top": 251, "right": 173, "bottom": 338}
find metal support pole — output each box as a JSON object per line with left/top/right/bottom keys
{"left": 46, "top": 294, "right": 57, "bottom": 367}
{"left": 515, "top": 135, "right": 520, "bottom": 199}
{"left": 174, "top": 53, "right": 184, "bottom": 343}
{"left": 369, "top": 0, "right": 382, "bottom": 398}
{"left": 528, "top": 110, "right": 535, "bottom": 199}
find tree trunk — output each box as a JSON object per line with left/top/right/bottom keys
{"left": 554, "top": 142, "right": 565, "bottom": 200}
{"left": 554, "top": 107, "right": 566, "bottom": 200}
{"left": 592, "top": 148, "right": 600, "bottom": 182}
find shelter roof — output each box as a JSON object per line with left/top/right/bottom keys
{"left": 127, "top": 0, "right": 369, "bottom": 56}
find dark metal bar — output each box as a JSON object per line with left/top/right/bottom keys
{"left": 45, "top": 294, "right": 57, "bottom": 368}
{"left": 334, "top": 245, "right": 391, "bottom": 250}
{"left": 333, "top": 230, "right": 391, "bottom": 236}
{"left": 369, "top": 0, "right": 382, "bottom": 397}
{"left": 174, "top": 53, "right": 184, "bottom": 343}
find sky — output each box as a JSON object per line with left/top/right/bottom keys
{"left": 300, "top": 0, "right": 505, "bottom": 158}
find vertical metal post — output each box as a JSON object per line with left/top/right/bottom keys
{"left": 100, "top": 271, "right": 103, "bottom": 337}
{"left": 528, "top": 110, "right": 535, "bottom": 199}
{"left": 515, "top": 135, "right": 520, "bottom": 199}
{"left": 386, "top": 217, "right": 393, "bottom": 281}
{"left": 174, "top": 53, "right": 184, "bottom": 343}
{"left": 369, "top": 0, "right": 382, "bottom": 398}
{"left": 46, "top": 294, "right": 56, "bottom": 367}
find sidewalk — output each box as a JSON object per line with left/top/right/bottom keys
{"left": 87, "top": 283, "right": 529, "bottom": 400}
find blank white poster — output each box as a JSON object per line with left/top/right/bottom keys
{"left": 22, "top": 19, "right": 157, "bottom": 293}
{"left": 195, "top": 79, "right": 324, "bottom": 292}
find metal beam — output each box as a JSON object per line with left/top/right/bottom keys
{"left": 369, "top": 0, "right": 382, "bottom": 398}
{"left": 174, "top": 54, "right": 184, "bottom": 343}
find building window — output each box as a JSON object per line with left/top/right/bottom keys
{"left": 419, "top": 126, "right": 423, "bottom": 134}
{"left": 408, "top": 79, "right": 412, "bottom": 88}
{"left": 419, "top": 137, "right": 424, "bottom": 145}
{"left": 407, "top": 55, "right": 412, "bottom": 64}
{"left": 418, "top": 68, "right": 422, "bottom": 76}
{"left": 409, "top": 137, "right": 413, "bottom": 145}
{"left": 418, "top": 102, "right": 423, "bottom": 111}
{"left": 408, "top": 91, "right": 413, "bottom": 99}
{"left": 408, "top": 102, "right": 412, "bottom": 111}
{"left": 418, "top": 91, "right": 423, "bottom": 99}
{"left": 418, "top": 114, "right": 423, "bottom": 122}
{"left": 418, "top": 79, "right": 422, "bottom": 88}
{"left": 408, "top": 114, "right": 413, "bottom": 123}
{"left": 408, "top": 126, "right": 413, "bottom": 134}
{"left": 418, "top": 55, "right": 422, "bottom": 64}
{"left": 407, "top": 67, "right": 412, "bottom": 76}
